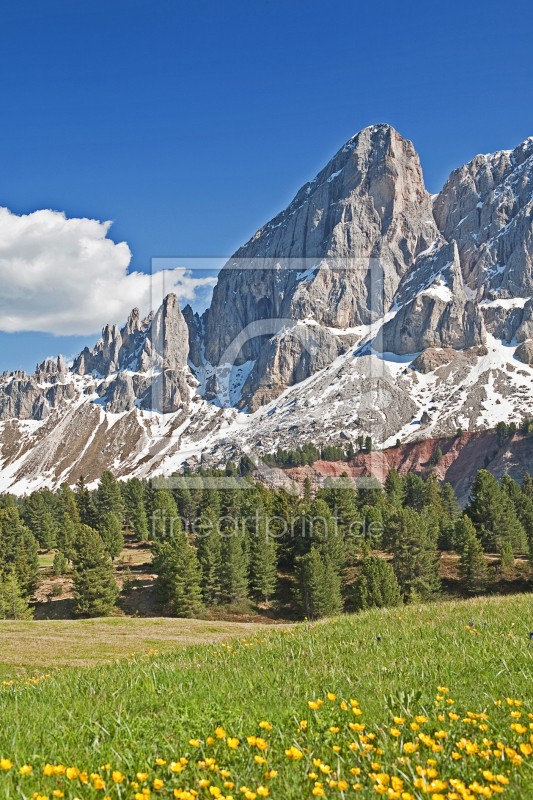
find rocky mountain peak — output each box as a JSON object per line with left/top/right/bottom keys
{"left": 2, "top": 125, "right": 533, "bottom": 493}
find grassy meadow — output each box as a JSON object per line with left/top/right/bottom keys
{"left": 1, "top": 594, "right": 533, "bottom": 799}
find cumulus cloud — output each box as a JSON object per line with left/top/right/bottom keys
{"left": 0, "top": 207, "right": 217, "bottom": 335}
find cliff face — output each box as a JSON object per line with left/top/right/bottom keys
{"left": 1, "top": 125, "right": 533, "bottom": 494}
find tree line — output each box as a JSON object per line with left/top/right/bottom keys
{"left": 1, "top": 463, "right": 532, "bottom": 619}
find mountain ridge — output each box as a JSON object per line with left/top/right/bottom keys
{"left": 1, "top": 123, "right": 533, "bottom": 494}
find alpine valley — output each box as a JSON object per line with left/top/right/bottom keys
{"left": 2, "top": 123, "right": 533, "bottom": 496}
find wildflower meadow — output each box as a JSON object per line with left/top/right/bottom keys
{"left": 1, "top": 593, "right": 533, "bottom": 799}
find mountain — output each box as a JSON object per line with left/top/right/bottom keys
{"left": 1, "top": 123, "right": 533, "bottom": 494}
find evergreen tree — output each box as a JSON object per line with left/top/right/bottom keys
{"left": 153, "top": 521, "right": 204, "bottom": 617}
{"left": 465, "top": 470, "right": 527, "bottom": 553}
{"left": 359, "top": 504, "right": 384, "bottom": 551}
{"left": 441, "top": 482, "right": 460, "bottom": 521}
{"left": 151, "top": 488, "right": 180, "bottom": 541}
{"left": 249, "top": 505, "right": 278, "bottom": 603}
{"left": 40, "top": 511, "right": 58, "bottom": 550}
{"left": 389, "top": 507, "right": 441, "bottom": 601}
{"left": 95, "top": 471, "right": 125, "bottom": 526}
{"left": 356, "top": 474, "right": 382, "bottom": 508}
{"left": 352, "top": 555, "right": 401, "bottom": 610}
{"left": 0, "top": 569, "right": 33, "bottom": 619}
{"left": 303, "top": 477, "right": 313, "bottom": 504}
{"left": 72, "top": 525, "right": 118, "bottom": 617}
{"left": 100, "top": 513, "right": 124, "bottom": 560}
{"left": 307, "top": 497, "right": 345, "bottom": 572}
{"left": 56, "top": 483, "right": 81, "bottom": 525}
{"left": 22, "top": 492, "right": 57, "bottom": 548}
{"left": 0, "top": 506, "right": 39, "bottom": 596}
{"left": 195, "top": 506, "right": 222, "bottom": 604}
{"left": 56, "top": 514, "right": 77, "bottom": 563}
{"left": 501, "top": 474, "right": 533, "bottom": 550}
{"left": 295, "top": 547, "right": 342, "bottom": 619}
{"left": 75, "top": 477, "right": 98, "bottom": 528}
{"left": 429, "top": 446, "right": 443, "bottom": 467}
{"left": 220, "top": 529, "right": 248, "bottom": 604}
{"left": 53, "top": 551, "right": 67, "bottom": 576}
{"left": 402, "top": 473, "right": 427, "bottom": 513}
{"left": 455, "top": 515, "right": 488, "bottom": 592}
{"left": 132, "top": 500, "right": 150, "bottom": 542}
{"left": 384, "top": 469, "right": 403, "bottom": 507}
{"left": 522, "top": 473, "right": 533, "bottom": 500}
{"left": 123, "top": 478, "right": 145, "bottom": 528}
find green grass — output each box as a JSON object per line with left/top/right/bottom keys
{"left": 1, "top": 594, "right": 533, "bottom": 799}
{"left": 0, "top": 617, "right": 279, "bottom": 678}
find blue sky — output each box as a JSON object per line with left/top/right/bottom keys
{"left": 0, "top": 0, "right": 532, "bottom": 372}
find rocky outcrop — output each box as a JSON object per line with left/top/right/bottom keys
{"left": 433, "top": 136, "right": 533, "bottom": 301}
{"left": 378, "top": 242, "right": 485, "bottom": 355}
{"left": 202, "top": 125, "right": 440, "bottom": 382}
{"left": 239, "top": 323, "right": 359, "bottom": 410}
{"left": 515, "top": 340, "right": 533, "bottom": 365}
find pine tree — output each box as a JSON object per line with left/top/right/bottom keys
{"left": 95, "top": 471, "right": 125, "bottom": 527}
{"left": 40, "top": 511, "right": 58, "bottom": 550}
{"left": 151, "top": 488, "right": 180, "bottom": 541}
{"left": 402, "top": 473, "right": 427, "bottom": 513}
{"left": 123, "top": 478, "right": 145, "bottom": 528}
{"left": 303, "top": 477, "right": 313, "bottom": 504}
{"left": 72, "top": 525, "right": 118, "bottom": 617}
{"left": 195, "top": 506, "right": 222, "bottom": 604}
{"left": 57, "top": 483, "right": 81, "bottom": 525}
{"left": 455, "top": 515, "right": 488, "bottom": 592}
{"left": 132, "top": 500, "right": 150, "bottom": 542}
{"left": 153, "top": 521, "right": 204, "bottom": 617}
{"left": 0, "top": 569, "right": 33, "bottom": 619}
{"left": 53, "top": 551, "right": 67, "bottom": 576}
{"left": 220, "top": 529, "right": 249, "bottom": 604}
{"left": 22, "top": 492, "right": 57, "bottom": 548}
{"left": 384, "top": 469, "right": 403, "bottom": 507}
{"left": 0, "top": 507, "right": 39, "bottom": 596}
{"left": 501, "top": 475, "right": 533, "bottom": 551}
{"left": 352, "top": 556, "right": 401, "bottom": 610}
{"left": 56, "top": 514, "right": 77, "bottom": 563}
{"left": 249, "top": 506, "right": 278, "bottom": 603}
{"left": 295, "top": 547, "right": 342, "bottom": 619}
{"left": 100, "top": 513, "right": 124, "bottom": 560}
{"left": 441, "top": 482, "right": 460, "bottom": 521}
{"left": 75, "top": 477, "right": 98, "bottom": 528}
{"left": 356, "top": 474, "right": 382, "bottom": 508}
{"left": 522, "top": 473, "right": 533, "bottom": 500}
{"left": 307, "top": 497, "right": 345, "bottom": 572}
{"left": 389, "top": 507, "right": 441, "bottom": 601}
{"left": 465, "top": 469, "right": 527, "bottom": 552}
{"left": 359, "top": 504, "right": 384, "bottom": 551}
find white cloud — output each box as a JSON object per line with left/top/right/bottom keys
{"left": 0, "top": 207, "right": 217, "bottom": 335}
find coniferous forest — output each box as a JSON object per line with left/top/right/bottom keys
{"left": 1, "top": 459, "right": 533, "bottom": 620}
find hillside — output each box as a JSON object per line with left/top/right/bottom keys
{"left": 269, "top": 429, "right": 533, "bottom": 505}
{"left": 1, "top": 595, "right": 533, "bottom": 799}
